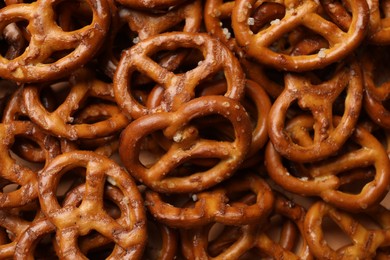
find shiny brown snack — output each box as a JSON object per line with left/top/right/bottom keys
{"left": 0, "top": 121, "right": 60, "bottom": 208}
{"left": 22, "top": 68, "right": 129, "bottom": 140}
{"left": 119, "top": 95, "right": 252, "bottom": 193}
{"left": 180, "top": 194, "right": 312, "bottom": 259}
{"left": 304, "top": 201, "right": 390, "bottom": 259}
{"left": 232, "top": 0, "right": 369, "bottom": 71}
{"left": 145, "top": 173, "right": 274, "bottom": 228}
{"left": 0, "top": 0, "right": 110, "bottom": 83}
{"left": 268, "top": 59, "right": 363, "bottom": 162}
{"left": 113, "top": 32, "right": 246, "bottom": 119}
{"left": 266, "top": 117, "right": 390, "bottom": 211}
{"left": 37, "top": 151, "right": 147, "bottom": 259}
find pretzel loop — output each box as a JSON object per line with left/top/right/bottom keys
{"left": 268, "top": 59, "right": 363, "bottom": 162}
{"left": 114, "top": 32, "right": 246, "bottom": 119}
{"left": 0, "top": 0, "right": 110, "bottom": 82}
{"left": 232, "top": 0, "right": 369, "bottom": 71}
{"left": 38, "top": 151, "right": 147, "bottom": 259}
{"left": 119, "top": 96, "right": 252, "bottom": 193}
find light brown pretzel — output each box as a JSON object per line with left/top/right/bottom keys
{"left": 266, "top": 116, "right": 390, "bottom": 211}
{"left": 145, "top": 173, "right": 274, "bottom": 228}
{"left": 268, "top": 58, "right": 363, "bottom": 162}
{"left": 38, "top": 151, "right": 147, "bottom": 259}
{"left": 231, "top": 0, "right": 369, "bottom": 71}
{"left": 119, "top": 95, "right": 252, "bottom": 193}
{"left": 22, "top": 68, "right": 130, "bottom": 140}
{"left": 0, "top": 121, "right": 60, "bottom": 208}
{"left": 113, "top": 32, "right": 246, "bottom": 119}
{"left": 0, "top": 0, "right": 110, "bottom": 83}
{"left": 304, "top": 201, "right": 390, "bottom": 259}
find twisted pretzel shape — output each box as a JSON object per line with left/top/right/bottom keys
{"left": 0, "top": 0, "right": 110, "bottom": 82}
{"left": 266, "top": 116, "right": 390, "bottom": 211}
{"left": 119, "top": 96, "right": 252, "bottom": 193}
{"left": 145, "top": 173, "right": 274, "bottom": 228}
{"left": 232, "top": 0, "right": 369, "bottom": 71}
{"left": 268, "top": 59, "right": 363, "bottom": 162}
{"left": 114, "top": 32, "right": 245, "bottom": 119}
{"left": 38, "top": 151, "right": 147, "bottom": 259}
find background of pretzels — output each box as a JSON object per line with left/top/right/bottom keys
{"left": 0, "top": 0, "right": 390, "bottom": 259}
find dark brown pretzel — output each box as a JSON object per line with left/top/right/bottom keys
{"left": 0, "top": 121, "right": 60, "bottom": 208}
{"left": 115, "top": 0, "right": 187, "bottom": 11}
{"left": 268, "top": 59, "right": 363, "bottom": 162}
{"left": 22, "top": 68, "right": 130, "bottom": 140}
{"left": 113, "top": 32, "right": 246, "bottom": 119}
{"left": 304, "top": 201, "right": 390, "bottom": 259}
{"left": 119, "top": 95, "right": 252, "bottom": 193}
{"left": 231, "top": 0, "right": 369, "bottom": 71}
{"left": 145, "top": 173, "right": 274, "bottom": 228}
{"left": 0, "top": 0, "right": 110, "bottom": 83}
{"left": 266, "top": 116, "right": 390, "bottom": 211}
{"left": 38, "top": 151, "right": 147, "bottom": 259}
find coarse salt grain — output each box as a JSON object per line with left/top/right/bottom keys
{"left": 247, "top": 17, "right": 255, "bottom": 26}
{"left": 270, "top": 19, "right": 281, "bottom": 25}
{"left": 133, "top": 37, "right": 140, "bottom": 44}
{"left": 222, "top": 28, "right": 231, "bottom": 40}
{"left": 318, "top": 48, "right": 327, "bottom": 58}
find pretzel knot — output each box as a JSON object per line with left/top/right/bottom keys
{"left": 231, "top": 0, "right": 369, "bottom": 71}
{"left": 113, "top": 32, "right": 246, "bottom": 119}
{"left": 119, "top": 95, "right": 252, "bottom": 193}
{"left": 38, "top": 151, "right": 147, "bottom": 259}
{"left": 0, "top": 0, "right": 110, "bottom": 83}
{"left": 145, "top": 173, "right": 274, "bottom": 228}
{"left": 304, "top": 201, "right": 390, "bottom": 259}
{"left": 22, "top": 68, "right": 130, "bottom": 140}
{"left": 0, "top": 121, "right": 60, "bottom": 208}
{"left": 268, "top": 59, "right": 363, "bottom": 162}
{"left": 266, "top": 116, "right": 390, "bottom": 211}
{"left": 180, "top": 194, "right": 311, "bottom": 259}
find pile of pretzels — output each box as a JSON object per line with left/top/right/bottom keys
{"left": 1, "top": 0, "right": 390, "bottom": 259}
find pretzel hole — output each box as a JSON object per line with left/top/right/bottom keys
{"left": 55, "top": 168, "right": 86, "bottom": 199}
{"left": 53, "top": 0, "right": 93, "bottom": 32}
{"left": 1, "top": 183, "right": 19, "bottom": 193}
{"left": 42, "top": 48, "right": 75, "bottom": 64}
{"left": 321, "top": 215, "right": 353, "bottom": 250}
{"left": 0, "top": 20, "right": 29, "bottom": 60}
{"left": 337, "top": 167, "right": 375, "bottom": 195}
{"left": 84, "top": 241, "right": 115, "bottom": 260}
{"left": 144, "top": 219, "right": 169, "bottom": 259}
{"left": 10, "top": 142, "right": 44, "bottom": 171}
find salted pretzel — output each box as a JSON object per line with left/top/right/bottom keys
{"left": 266, "top": 116, "right": 390, "bottom": 211}
{"left": 145, "top": 173, "right": 274, "bottom": 228}
{"left": 180, "top": 194, "right": 312, "bottom": 259}
{"left": 37, "top": 151, "right": 147, "bottom": 259}
{"left": 22, "top": 68, "right": 129, "bottom": 140}
{"left": 197, "top": 79, "right": 271, "bottom": 159}
{"left": 100, "top": 0, "right": 202, "bottom": 78}
{"left": 119, "top": 95, "right": 252, "bottom": 193}
{"left": 268, "top": 58, "right": 363, "bottom": 162}
{"left": 0, "top": 121, "right": 60, "bottom": 208}
{"left": 360, "top": 46, "right": 390, "bottom": 129}
{"left": 113, "top": 32, "right": 246, "bottom": 119}
{"left": 231, "top": 0, "right": 369, "bottom": 71}
{"left": 0, "top": 0, "right": 110, "bottom": 83}
{"left": 304, "top": 201, "right": 390, "bottom": 259}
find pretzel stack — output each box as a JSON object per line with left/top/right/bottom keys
{"left": 1, "top": 0, "right": 390, "bottom": 259}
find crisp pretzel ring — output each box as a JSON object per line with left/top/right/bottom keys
{"left": 232, "top": 0, "right": 369, "bottom": 71}
{"left": 0, "top": 0, "right": 110, "bottom": 82}
{"left": 114, "top": 32, "right": 246, "bottom": 119}
{"left": 268, "top": 59, "right": 363, "bottom": 162}
{"left": 22, "top": 69, "right": 129, "bottom": 140}
{"left": 266, "top": 116, "right": 390, "bottom": 211}
{"left": 304, "top": 201, "right": 390, "bottom": 259}
{"left": 38, "top": 151, "right": 147, "bottom": 259}
{"left": 119, "top": 96, "right": 252, "bottom": 193}
{"left": 145, "top": 173, "right": 274, "bottom": 227}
